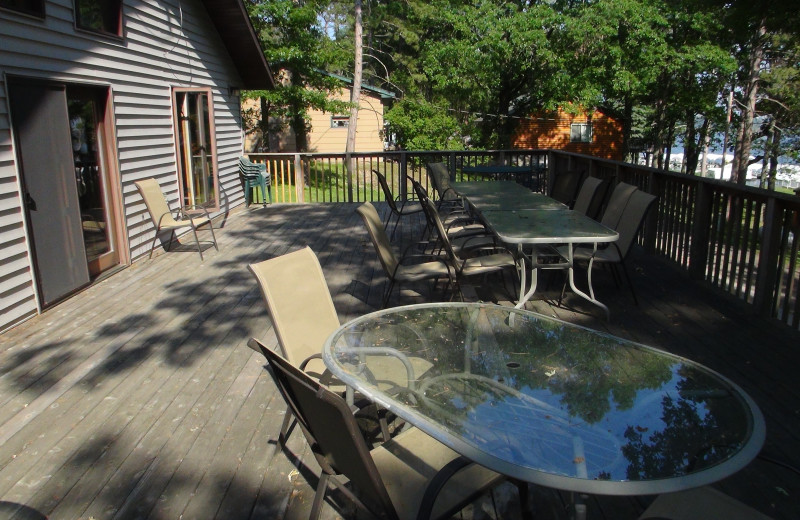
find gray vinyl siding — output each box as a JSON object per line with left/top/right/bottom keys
{"left": 0, "top": 0, "right": 254, "bottom": 331}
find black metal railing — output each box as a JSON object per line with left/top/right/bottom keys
{"left": 247, "top": 149, "right": 800, "bottom": 328}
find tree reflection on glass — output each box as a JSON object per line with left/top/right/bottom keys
{"left": 622, "top": 370, "right": 746, "bottom": 479}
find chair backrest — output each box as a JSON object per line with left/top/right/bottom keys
{"left": 135, "top": 178, "right": 173, "bottom": 225}
{"left": 356, "top": 203, "right": 400, "bottom": 278}
{"left": 248, "top": 247, "right": 340, "bottom": 367}
{"left": 613, "top": 189, "right": 658, "bottom": 259}
{"left": 250, "top": 339, "right": 399, "bottom": 520}
{"left": 410, "top": 178, "right": 438, "bottom": 230}
{"left": 420, "top": 196, "right": 461, "bottom": 268}
{"left": 572, "top": 177, "right": 608, "bottom": 218}
{"left": 373, "top": 170, "right": 400, "bottom": 213}
{"left": 599, "top": 182, "right": 638, "bottom": 229}
{"left": 425, "top": 162, "right": 459, "bottom": 201}
{"left": 239, "top": 156, "right": 270, "bottom": 183}
{"left": 549, "top": 169, "right": 585, "bottom": 207}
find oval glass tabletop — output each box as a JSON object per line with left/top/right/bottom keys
{"left": 322, "top": 303, "right": 765, "bottom": 495}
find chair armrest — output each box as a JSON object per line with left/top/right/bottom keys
{"left": 416, "top": 456, "right": 474, "bottom": 520}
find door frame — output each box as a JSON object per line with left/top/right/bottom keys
{"left": 6, "top": 74, "right": 128, "bottom": 310}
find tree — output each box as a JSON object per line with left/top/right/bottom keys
{"left": 244, "top": 0, "right": 349, "bottom": 152}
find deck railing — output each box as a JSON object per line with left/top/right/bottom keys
{"left": 247, "top": 150, "right": 800, "bottom": 328}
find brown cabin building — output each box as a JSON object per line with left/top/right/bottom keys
{"left": 512, "top": 107, "right": 623, "bottom": 161}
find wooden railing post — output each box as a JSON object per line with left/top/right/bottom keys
{"left": 399, "top": 152, "right": 409, "bottom": 201}
{"left": 294, "top": 153, "right": 305, "bottom": 203}
{"left": 753, "top": 197, "right": 781, "bottom": 317}
{"left": 448, "top": 151, "right": 457, "bottom": 179}
{"left": 688, "top": 180, "right": 713, "bottom": 280}
{"left": 641, "top": 169, "right": 659, "bottom": 254}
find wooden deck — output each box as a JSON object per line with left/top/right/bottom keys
{"left": 0, "top": 202, "right": 798, "bottom": 520}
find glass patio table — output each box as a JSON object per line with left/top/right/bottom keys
{"left": 453, "top": 181, "right": 566, "bottom": 211}
{"left": 322, "top": 303, "right": 765, "bottom": 499}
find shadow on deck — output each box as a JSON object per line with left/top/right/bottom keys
{"left": 0, "top": 202, "right": 797, "bottom": 520}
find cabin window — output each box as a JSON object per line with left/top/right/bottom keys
{"left": 331, "top": 116, "right": 349, "bottom": 128}
{"left": 571, "top": 123, "right": 592, "bottom": 143}
{"left": 173, "top": 89, "right": 218, "bottom": 209}
{"left": 0, "top": 0, "right": 44, "bottom": 17}
{"left": 74, "top": 0, "right": 122, "bottom": 36}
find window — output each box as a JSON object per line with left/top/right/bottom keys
{"left": 173, "top": 89, "right": 218, "bottom": 208}
{"left": 0, "top": 0, "right": 44, "bottom": 17}
{"left": 331, "top": 115, "right": 349, "bottom": 128}
{"left": 570, "top": 123, "right": 592, "bottom": 143}
{"left": 74, "top": 0, "right": 122, "bottom": 36}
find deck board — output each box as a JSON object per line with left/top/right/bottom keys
{"left": 0, "top": 202, "right": 798, "bottom": 520}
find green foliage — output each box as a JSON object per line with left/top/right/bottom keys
{"left": 243, "top": 0, "right": 351, "bottom": 150}
{"left": 385, "top": 99, "right": 464, "bottom": 150}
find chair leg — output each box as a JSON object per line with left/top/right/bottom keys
{"left": 273, "top": 408, "right": 295, "bottom": 457}
{"left": 309, "top": 473, "right": 330, "bottom": 520}
{"left": 206, "top": 220, "right": 219, "bottom": 251}
{"left": 148, "top": 230, "right": 162, "bottom": 259}
{"left": 259, "top": 176, "right": 268, "bottom": 207}
{"left": 389, "top": 214, "right": 401, "bottom": 241}
{"left": 190, "top": 225, "right": 204, "bottom": 261}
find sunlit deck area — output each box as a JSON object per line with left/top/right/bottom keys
{"left": 0, "top": 202, "right": 798, "bottom": 520}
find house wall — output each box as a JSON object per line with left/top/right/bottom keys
{"left": 512, "top": 108, "right": 623, "bottom": 161}
{"left": 0, "top": 0, "right": 248, "bottom": 331}
{"left": 307, "top": 88, "right": 385, "bottom": 153}
{"left": 244, "top": 87, "right": 386, "bottom": 153}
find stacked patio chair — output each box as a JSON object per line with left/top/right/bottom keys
{"left": 238, "top": 156, "right": 271, "bottom": 207}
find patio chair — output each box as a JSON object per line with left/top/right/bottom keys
{"left": 134, "top": 178, "right": 218, "bottom": 261}
{"left": 638, "top": 486, "right": 773, "bottom": 520}
{"left": 420, "top": 196, "right": 518, "bottom": 301}
{"left": 597, "top": 181, "right": 638, "bottom": 228}
{"left": 425, "top": 162, "right": 474, "bottom": 223}
{"left": 357, "top": 202, "right": 454, "bottom": 307}
{"left": 373, "top": 170, "right": 424, "bottom": 241}
{"left": 410, "top": 178, "right": 498, "bottom": 257}
{"left": 249, "top": 339, "right": 510, "bottom": 520}
{"left": 564, "top": 189, "right": 658, "bottom": 305}
{"left": 572, "top": 176, "right": 608, "bottom": 219}
{"left": 425, "top": 162, "right": 461, "bottom": 207}
{"left": 549, "top": 169, "right": 585, "bottom": 208}
{"left": 239, "top": 156, "right": 271, "bottom": 207}
{"left": 249, "top": 246, "right": 432, "bottom": 447}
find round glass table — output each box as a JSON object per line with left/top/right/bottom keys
{"left": 322, "top": 303, "right": 765, "bottom": 496}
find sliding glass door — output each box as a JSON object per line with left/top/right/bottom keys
{"left": 174, "top": 89, "right": 218, "bottom": 208}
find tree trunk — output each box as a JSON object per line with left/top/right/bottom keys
{"left": 346, "top": 0, "right": 363, "bottom": 157}
{"left": 345, "top": 0, "right": 363, "bottom": 194}
{"left": 733, "top": 15, "right": 767, "bottom": 185}
{"left": 720, "top": 89, "right": 733, "bottom": 180}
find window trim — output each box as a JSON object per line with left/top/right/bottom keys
{"left": 172, "top": 87, "right": 220, "bottom": 212}
{"left": 0, "top": 0, "right": 45, "bottom": 18}
{"left": 570, "top": 122, "right": 592, "bottom": 143}
{"left": 73, "top": 0, "right": 124, "bottom": 39}
{"left": 331, "top": 115, "right": 349, "bottom": 129}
